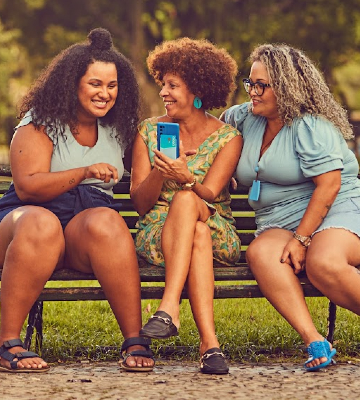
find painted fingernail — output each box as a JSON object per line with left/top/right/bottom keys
{"left": 280, "top": 259, "right": 285, "bottom": 263}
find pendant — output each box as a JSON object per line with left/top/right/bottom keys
{"left": 249, "top": 165, "right": 260, "bottom": 201}
{"left": 249, "top": 180, "right": 260, "bottom": 201}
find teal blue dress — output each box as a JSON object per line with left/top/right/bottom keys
{"left": 225, "top": 103, "right": 360, "bottom": 236}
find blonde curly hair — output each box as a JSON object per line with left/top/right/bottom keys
{"left": 249, "top": 44, "right": 353, "bottom": 140}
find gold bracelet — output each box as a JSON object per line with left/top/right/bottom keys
{"left": 181, "top": 176, "right": 197, "bottom": 190}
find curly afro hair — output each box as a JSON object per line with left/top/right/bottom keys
{"left": 19, "top": 27, "right": 140, "bottom": 148}
{"left": 146, "top": 37, "right": 238, "bottom": 110}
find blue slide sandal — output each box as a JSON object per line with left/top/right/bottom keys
{"left": 304, "top": 339, "right": 336, "bottom": 372}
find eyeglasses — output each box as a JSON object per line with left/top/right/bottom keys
{"left": 242, "top": 78, "right": 271, "bottom": 96}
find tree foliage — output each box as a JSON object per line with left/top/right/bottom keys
{"left": 1, "top": 0, "right": 360, "bottom": 144}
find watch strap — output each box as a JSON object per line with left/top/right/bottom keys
{"left": 181, "top": 176, "right": 197, "bottom": 190}
{"left": 293, "top": 232, "right": 311, "bottom": 247}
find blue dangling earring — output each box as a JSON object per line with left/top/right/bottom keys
{"left": 193, "top": 97, "right": 202, "bottom": 109}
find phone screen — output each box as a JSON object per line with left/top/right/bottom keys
{"left": 157, "top": 122, "right": 180, "bottom": 159}
{"left": 160, "top": 134, "right": 178, "bottom": 159}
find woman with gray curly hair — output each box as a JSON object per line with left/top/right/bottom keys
{"left": 223, "top": 43, "right": 360, "bottom": 371}
{"left": 131, "top": 37, "right": 242, "bottom": 374}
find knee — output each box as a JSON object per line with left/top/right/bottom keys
{"left": 245, "top": 239, "right": 268, "bottom": 267}
{"left": 306, "top": 250, "right": 340, "bottom": 284}
{"left": 16, "top": 207, "right": 64, "bottom": 247}
{"left": 170, "top": 190, "right": 197, "bottom": 210}
{"left": 193, "top": 221, "right": 211, "bottom": 248}
{"left": 82, "top": 208, "right": 126, "bottom": 241}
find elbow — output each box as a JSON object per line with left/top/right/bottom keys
{"left": 131, "top": 197, "right": 149, "bottom": 217}
{"left": 14, "top": 185, "right": 35, "bottom": 202}
{"left": 134, "top": 204, "right": 147, "bottom": 217}
{"left": 134, "top": 206, "right": 150, "bottom": 217}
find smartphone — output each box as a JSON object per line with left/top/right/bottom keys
{"left": 157, "top": 122, "right": 180, "bottom": 159}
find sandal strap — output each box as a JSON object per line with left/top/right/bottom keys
{"left": 150, "top": 313, "right": 172, "bottom": 325}
{"left": 306, "top": 341, "right": 328, "bottom": 360}
{"left": 0, "top": 339, "right": 25, "bottom": 356}
{"left": 121, "top": 337, "right": 152, "bottom": 352}
{"left": 123, "top": 349, "right": 154, "bottom": 362}
{"left": 0, "top": 349, "right": 40, "bottom": 370}
{"left": 201, "top": 347, "right": 226, "bottom": 361}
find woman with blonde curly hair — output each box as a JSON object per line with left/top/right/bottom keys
{"left": 131, "top": 37, "right": 242, "bottom": 374}
{"left": 223, "top": 43, "right": 360, "bottom": 371}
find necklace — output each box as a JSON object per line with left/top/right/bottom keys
{"left": 259, "top": 136, "right": 276, "bottom": 157}
{"left": 249, "top": 132, "right": 278, "bottom": 202}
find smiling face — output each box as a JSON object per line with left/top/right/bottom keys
{"left": 248, "top": 61, "right": 279, "bottom": 121}
{"left": 159, "top": 73, "right": 196, "bottom": 119}
{"left": 77, "top": 61, "right": 118, "bottom": 122}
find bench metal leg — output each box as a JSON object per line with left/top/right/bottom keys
{"left": 326, "top": 301, "right": 337, "bottom": 344}
{"left": 24, "top": 301, "right": 44, "bottom": 353}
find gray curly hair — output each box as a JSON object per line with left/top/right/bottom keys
{"left": 249, "top": 44, "right": 353, "bottom": 140}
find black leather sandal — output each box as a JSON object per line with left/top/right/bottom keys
{"left": 200, "top": 347, "right": 229, "bottom": 375}
{"left": 120, "top": 337, "right": 155, "bottom": 372}
{"left": 140, "top": 311, "right": 179, "bottom": 339}
{"left": 0, "top": 339, "right": 50, "bottom": 373}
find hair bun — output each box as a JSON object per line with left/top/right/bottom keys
{"left": 88, "top": 28, "right": 113, "bottom": 51}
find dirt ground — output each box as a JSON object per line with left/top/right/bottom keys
{"left": 1, "top": 359, "right": 360, "bottom": 399}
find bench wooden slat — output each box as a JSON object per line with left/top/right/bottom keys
{"left": 32, "top": 282, "right": 323, "bottom": 302}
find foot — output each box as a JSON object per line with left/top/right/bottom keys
{"left": 200, "top": 347, "right": 229, "bottom": 375}
{"left": 120, "top": 337, "right": 155, "bottom": 372}
{"left": 0, "top": 339, "right": 48, "bottom": 372}
{"left": 140, "top": 310, "right": 179, "bottom": 339}
{"left": 123, "top": 345, "right": 155, "bottom": 369}
{"left": 304, "top": 339, "right": 336, "bottom": 371}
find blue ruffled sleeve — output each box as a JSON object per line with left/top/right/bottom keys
{"left": 224, "top": 103, "right": 250, "bottom": 134}
{"left": 295, "top": 115, "right": 344, "bottom": 178}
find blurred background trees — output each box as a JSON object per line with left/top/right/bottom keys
{"left": 1, "top": 0, "right": 360, "bottom": 159}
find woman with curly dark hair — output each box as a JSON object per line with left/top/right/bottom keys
{"left": 0, "top": 28, "right": 154, "bottom": 373}
{"left": 131, "top": 37, "right": 242, "bottom": 374}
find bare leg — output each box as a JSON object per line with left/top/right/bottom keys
{"left": 187, "top": 222, "right": 220, "bottom": 355}
{"left": 158, "top": 190, "right": 211, "bottom": 328}
{"left": 64, "top": 207, "right": 153, "bottom": 368}
{"left": 0, "top": 207, "right": 65, "bottom": 370}
{"left": 247, "top": 228, "right": 330, "bottom": 369}
{"left": 306, "top": 228, "right": 360, "bottom": 314}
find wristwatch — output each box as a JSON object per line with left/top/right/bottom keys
{"left": 182, "top": 176, "right": 197, "bottom": 190}
{"left": 293, "top": 232, "right": 312, "bottom": 247}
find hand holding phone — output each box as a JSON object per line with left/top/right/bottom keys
{"left": 157, "top": 122, "right": 180, "bottom": 159}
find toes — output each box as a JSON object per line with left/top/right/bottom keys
{"left": 125, "top": 355, "right": 153, "bottom": 368}
{"left": 125, "top": 356, "right": 137, "bottom": 367}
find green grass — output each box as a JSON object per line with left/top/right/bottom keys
{"left": 16, "top": 281, "right": 360, "bottom": 364}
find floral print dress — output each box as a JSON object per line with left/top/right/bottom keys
{"left": 135, "top": 117, "right": 241, "bottom": 267}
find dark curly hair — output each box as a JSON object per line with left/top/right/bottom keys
{"left": 146, "top": 37, "right": 238, "bottom": 110}
{"left": 19, "top": 28, "right": 140, "bottom": 148}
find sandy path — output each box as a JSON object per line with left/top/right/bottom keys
{"left": 1, "top": 360, "right": 360, "bottom": 399}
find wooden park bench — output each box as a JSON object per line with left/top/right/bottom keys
{"left": 0, "top": 165, "right": 338, "bottom": 353}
